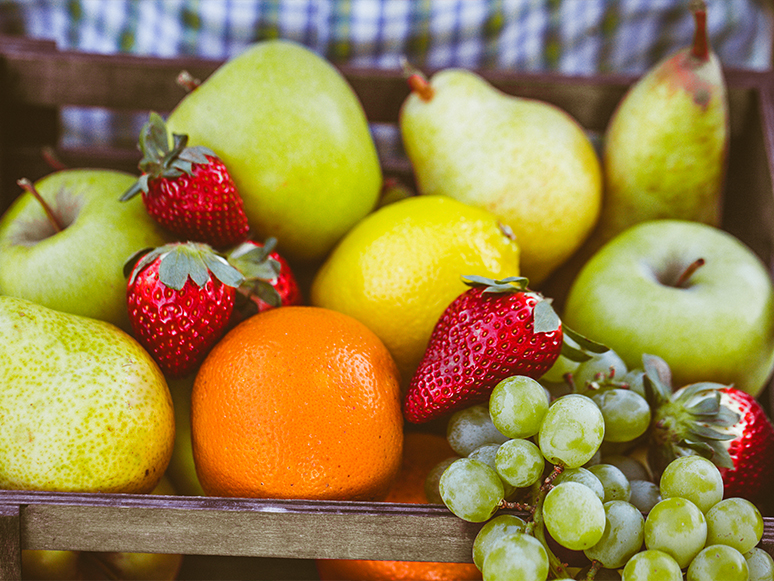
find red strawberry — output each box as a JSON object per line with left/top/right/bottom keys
{"left": 404, "top": 275, "right": 563, "bottom": 424}
{"left": 125, "top": 241, "right": 245, "bottom": 378}
{"left": 120, "top": 112, "right": 250, "bottom": 249}
{"left": 226, "top": 238, "right": 302, "bottom": 319}
{"left": 643, "top": 354, "right": 774, "bottom": 506}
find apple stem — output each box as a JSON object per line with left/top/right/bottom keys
{"left": 690, "top": 0, "right": 710, "bottom": 61}
{"left": 17, "top": 178, "right": 64, "bottom": 233}
{"left": 176, "top": 70, "right": 201, "bottom": 93}
{"left": 400, "top": 56, "right": 434, "bottom": 101}
{"left": 675, "top": 258, "right": 706, "bottom": 288}
{"left": 41, "top": 146, "right": 68, "bottom": 171}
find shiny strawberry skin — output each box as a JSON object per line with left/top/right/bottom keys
{"left": 404, "top": 287, "right": 563, "bottom": 424}
{"left": 716, "top": 387, "right": 774, "bottom": 504}
{"left": 143, "top": 156, "right": 249, "bottom": 249}
{"left": 127, "top": 257, "right": 235, "bottom": 378}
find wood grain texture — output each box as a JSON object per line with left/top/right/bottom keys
{"left": 0, "top": 504, "right": 20, "bottom": 581}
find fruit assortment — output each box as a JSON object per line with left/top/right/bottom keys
{"left": 0, "top": 0, "right": 773, "bottom": 579}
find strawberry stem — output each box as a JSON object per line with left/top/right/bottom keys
{"left": 675, "top": 258, "right": 705, "bottom": 288}
{"left": 690, "top": 0, "right": 709, "bottom": 61}
{"left": 17, "top": 178, "right": 63, "bottom": 233}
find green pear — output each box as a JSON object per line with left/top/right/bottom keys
{"left": 166, "top": 39, "right": 382, "bottom": 263}
{"left": 399, "top": 68, "right": 602, "bottom": 286}
{"left": 0, "top": 296, "right": 175, "bottom": 493}
{"left": 0, "top": 169, "right": 171, "bottom": 332}
{"left": 598, "top": 0, "right": 727, "bottom": 245}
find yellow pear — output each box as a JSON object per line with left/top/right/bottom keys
{"left": 598, "top": 0, "right": 727, "bottom": 244}
{"left": 400, "top": 68, "right": 602, "bottom": 285}
{"left": 0, "top": 296, "right": 174, "bottom": 493}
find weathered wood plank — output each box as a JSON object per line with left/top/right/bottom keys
{"left": 8, "top": 491, "right": 483, "bottom": 562}
{"left": 0, "top": 504, "right": 21, "bottom": 581}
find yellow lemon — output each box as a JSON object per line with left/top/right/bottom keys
{"left": 311, "top": 195, "right": 520, "bottom": 385}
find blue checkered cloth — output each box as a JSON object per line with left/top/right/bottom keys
{"left": 1, "top": 0, "right": 771, "bottom": 147}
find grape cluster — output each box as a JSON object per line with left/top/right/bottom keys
{"left": 433, "top": 352, "right": 774, "bottom": 581}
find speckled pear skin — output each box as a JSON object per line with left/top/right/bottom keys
{"left": 0, "top": 296, "right": 175, "bottom": 493}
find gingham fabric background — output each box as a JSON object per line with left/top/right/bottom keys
{"left": 0, "top": 0, "right": 771, "bottom": 147}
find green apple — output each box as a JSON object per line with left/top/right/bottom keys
{"left": 562, "top": 220, "right": 774, "bottom": 397}
{"left": 165, "top": 375, "right": 206, "bottom": 496}
{"left": 166, "top": 39, "right": 382, "bottom": 264}
{"left": 0, "top": 169, "right": 171, "bottom": 332}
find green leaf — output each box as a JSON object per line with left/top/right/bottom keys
{"left": 202, "top": 253, "right": 245, "bottom": 288}
{"left": 157, "top": 247, "right": 192, "bottom": 290}
{"left": 685, "top": 394, "right": 721, "bottom": 416}
{"left": 247, "top": 280, "right": 282, "bottom": 308}
{"left": 560, "top": 341, "right": 593, "bottom": 363}
{"left": 706, "top": 406, "right": 741, "bottom": 428}
{"left": 643, "top": 354, "right": 673, "bottom": 401}
{"left": 462, "top": 275, "right": 528, "bottom": 292}
{"left": 561, "top": 326, "right": 609, "bottom": 354}
{"left": 533, "top": 299, "right": 561, "bottom": 334}
{"left": 178, "top": 145, "right": 216, "bottom": 164}
{"left": 680, "top": 440, "right": 715, "bottom": 460}
{"left": 687, "top": 423, "right": 736, "bottom": 442}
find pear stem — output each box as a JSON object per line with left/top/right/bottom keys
{"left": 690, "top": 0, "right": 709, "bottom": 61}
{"left": 400, "top": 56, "right": 434, "bottom": 101}
{"left": 176, "top": 70, "right": 201, "bottom": 93}
{"left": 675, "top": 258, "right": 705, "bottom": 288}
{"left": 17, "top": 178, "right": 63, "bottom": 233}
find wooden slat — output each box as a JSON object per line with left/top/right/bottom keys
{"left": 7, "top": 491, "right": 482, "bottom": 562}
{"left": 0, "top": 504, "right": 20, "bottom": 581}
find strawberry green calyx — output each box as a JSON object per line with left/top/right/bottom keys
{"left": 119, "top": 111, "right": 217, "bottom": 201}
{"left": 643, "top": 354, "right": 739, "bottom": 472}
{"left": 227, "top": 238, "right": 283, "bottom": 308}
{"left": 461, "top": 275, "right": 561, "bottom": 334}
{"left": 125, "top": 242, "right": 244, "bottom": 290}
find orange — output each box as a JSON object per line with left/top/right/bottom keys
{"left": 316, "top": 432, "right": 482, "bottom": 581}
{"left": 191, "top": 306, "right": 404, "bottom": 500}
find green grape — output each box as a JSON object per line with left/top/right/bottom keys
{"left": 593, "top": 389, "right": 651, "bottom": 443}
{"left": 468, "top": 444, "right": 517, "bottom": 499}
{"left": 447, "top": 404, "right": 509, "bottom": 456}
{"left": 472, "top": 513, "right": 528, "bottom": 571}
{"left": 584, "top": 500, "right": 645, "bottom": 569}
{"left": 622, "top": 549, "right": 683, "bottom": 581}
{"left": 659, "top": 455, "right": 723, "bottom": 513}
{"left": 628, "top": 479, "right": 662, "bottom": 514}
{"left": 687, "top": 544, "right": 749, "bottom": 581}
{"left": 621, "top": 368, "right": 646, "bottom": 399}
{"left": 488, "top": 375, "right": 549, "bottom": 439}
{"left": 572, "top": 349, "right": 628, "bottom": 393}
{"left": 543, "top": 481, "right": 606, "bottom": 551}
{"left": 554, "top": 466, "right": 605, "bottom": 502}
{"left": 539, "top": 394, "right": 605, "bottom": 468}
{"left": 439, "top": 458, "right": 504, "bottom": 523}
{"left": 494, "top": 438, "right": 545, "bottom": 488}
{"left": 482, "top": 532, "right": 548, "bottom": 581}
{"left": 602, "top": 454, "right": 650, "bottom": 482}
{"left": 424, "top": 456, "right": 459, "bottom": 504}
{"left": 588, "top": 463, "right": 631, "bottom": 503}
{"left": 744, "top": 547, "right": 774, "bottom": 581}
{"left": 644, "top": 497, "right": 707, "bottom": 568}
{"left": 705, "top": 496, "right": 764, "bottom": 554}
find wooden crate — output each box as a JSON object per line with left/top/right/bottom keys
{"left": 1, "top": 35, "right": 774, "bottom": 580}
